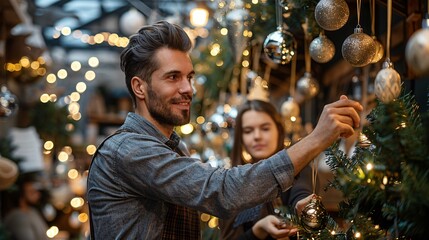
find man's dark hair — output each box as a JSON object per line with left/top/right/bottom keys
{"left": 120, "top": 20, "right": 193, "bottom": 107}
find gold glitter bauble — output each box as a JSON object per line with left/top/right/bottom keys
{"left": 296, "top": 72, "right": 319, "bottom": 99}
{"left": 315, "top": 0, "right": 349, "bottom": 31}
{"left": 405, "top": 28, "right": 429, "bottom": 76}
{"left": 371, "top": 36, "right": 384, "bottom": 63}
{"left": 263, "top": 27, "right": 297, "bottom": 65}
{"left": 342, "top": 27, "right": 376, "bottom": 67}
{"left": 375, "top": 60, "right": 401, "bottom": 103}
{"left": 309, "top": 33, "right": 335, "bottom": 63}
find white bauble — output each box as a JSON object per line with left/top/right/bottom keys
{"left": 119, "top": 8, "right": 146, "bottom": 36}
{"left": 405, "top": 28, "right": 429, "bottom": 76}
{"left": 375, "top": 61, "right": 401, "bottom": 103}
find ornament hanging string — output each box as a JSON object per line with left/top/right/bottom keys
{"left": 356, "top": 0, "right": 362, "bottom": 27}
{"left": 386, "top": 0, "right": 392, "bottom": 60}
{"left": 370, "top": 0, "right": 375, "bottom": 36}
{"left": 275, "top": 0, "right": 283, "bottom": 28}
{"left": 311, "top": 158, "right": 320, "bottom": 194}
{"left": 302, "top": 18, "right": 311, "bottom": 73}
{"left": 290, "top": 53, "right": 297, "bottom": 97}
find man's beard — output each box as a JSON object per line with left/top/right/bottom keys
{"left": 147, "top": 86, "right": 191, "bottom": 127}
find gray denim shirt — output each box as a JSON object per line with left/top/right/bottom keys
{"left": 87, "top": 112, "right": 295, "bottom": 239}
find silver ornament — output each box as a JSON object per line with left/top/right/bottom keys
{"left": 342, "top": 27, "right": 377, "bottom": 67}
{"left": 309, "top": 33, "right": 335, "bottom": 63}
{"left": 300, "top": 196, "right": 328, "bottom": 233}
{"left": 375, "top": 60, "right": 401, "bottom": 103}
{"left": 371, "top": 36, "right": 384, "bottom": 63}
{"left": 263, "top": 27, "right": 297, "bottom": 65}
{"left": 0, "top": 85, "right": 18, "bottom": 118}
{"left": 281, "top": 97, "right": 300, "bottom": 118}
{"left": 315, "top": 0, "right": 349, "bottom": 31}
{"left": 296, "top": 72, "right": 319, "bottom": 99}
{"left": 405, "top": 28, "right": 429, "bottom": 76}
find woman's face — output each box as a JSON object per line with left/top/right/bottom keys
{"left": 241, "top": 110, "right": 279, "bottom": 161}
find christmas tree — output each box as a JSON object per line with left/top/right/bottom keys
{"left": 321, "top": 89, "right": 429, "bottom": 239}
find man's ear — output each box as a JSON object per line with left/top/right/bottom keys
{"left": 131, "top": 76, "right": 146, "bottom": 100}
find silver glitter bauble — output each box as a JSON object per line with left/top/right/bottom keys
{"left": 309, "top": 32, "right": 335, "bottom": 63}
{"left": 405, "top": 28, "right": 429, "bottom": 76}
{"left": 263, "top": 27, "right": 296, "bottom": 65}
{"left": 0, "top": 85, "right": 18, "bottom": 118}
{"left": 342, "top": 27, "right": 377, "bottom": 67}
{"left": 375, "top": 60, "right": 401, "bottom": 103}
{"left": 281, "top": 97, "right": 300, "bottom": 118}
{"left": 301, "top": 196, "right": 328, "bottom": 233}
{"left": 296, "top": 72, "right": 319, "bottom": 99}
{"left": 314, "top": 0, "right": 349, "bottom": 31}
{"left": 371, "top": 36, "right": 384, "bottom": 63}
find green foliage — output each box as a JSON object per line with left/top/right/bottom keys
{"left": 29, "top": 101, "right": 75, "bottom": 148}
{"left": 325, "top": 90, "right": 429, "bottom": 239}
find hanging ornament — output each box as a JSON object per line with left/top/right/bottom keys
{"left": 226, "top": 1, "right": 250, "bottom": 65}
{"left": 309, "top": 31, "right": 335, "bottom": 63}
{"left": 405, "top": 28, "right": 429, "bottom": 76}
{"left": 374, "top": 59, "right": 401, "bottom": 103}
{"left": 342, "top": 27, "right": 376, "bottom": 67}
{"left": 314, "top": 0, "right": 349, "bottom": 31}
{"left": 297, "top": 20, "right": 319, "bottom": 100}
{"left": 342, "top": 0, "right": 376, "bottom": 67}
{"left": 0, "top": 85, "right": 19, "bottom": 118}
{"left": 281, "top": 97, "right": 300, "bottom": 119}
{"left": 263, "top": 28, "right": 296, "bottom": 65}
{"left": 301, "top": 158, "right": 327, "bottom": 233}
{"left": 300, "top": 195, "right": 328, "bottom": 233}
{"left": 263, "top": 0, "right": 296, "bottom": 65}
{"left": 297, "top": 72, "right": 319, "bottom": 99}
{"left": 374, "top": 0, "right": 401, "bottom": 103}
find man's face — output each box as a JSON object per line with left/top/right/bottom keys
{"left": 146, "top": 48, "right": 195, "bottom": 127}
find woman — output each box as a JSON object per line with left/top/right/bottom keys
{"left": 220, "top": 100, "right": 313, "bottom": 240}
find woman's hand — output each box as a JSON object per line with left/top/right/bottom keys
{"left": 252, "top": 215, "right": 298, "bottom": 239}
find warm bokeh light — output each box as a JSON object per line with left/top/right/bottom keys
{"left": 57, "top": 69, "right": 68, "bottom": 79}
{"left": 71, "top": 61, "right": 82, "bottom": 71}
{"left": 85, "top": 70, "right": 96, "bottom": 81}
{"left": 44, "top": 141, "right": 54, "bottom": 150}
{"left": 76, "top": 82, "right": 87, "bottom": 93}
{"left": 86, "top": 145, "right": 97, "bottom": 155}
{"left": 190, "top": 8, "right": 209, "bottom": 27}
{"left": 58, "top": 151, "right": 69, "bottom": 162}
{"left": 180, "top": 124, "right": 194, "bottom": 135}
{"left": 88, "top": 57, "right": 99, "bottom": 67}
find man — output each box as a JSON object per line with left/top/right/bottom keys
{"left": 3, "top": 173, "right": 48, "bottom": 240}
{"left": 87, "top": 20, "right": 362, "bottom": 239}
